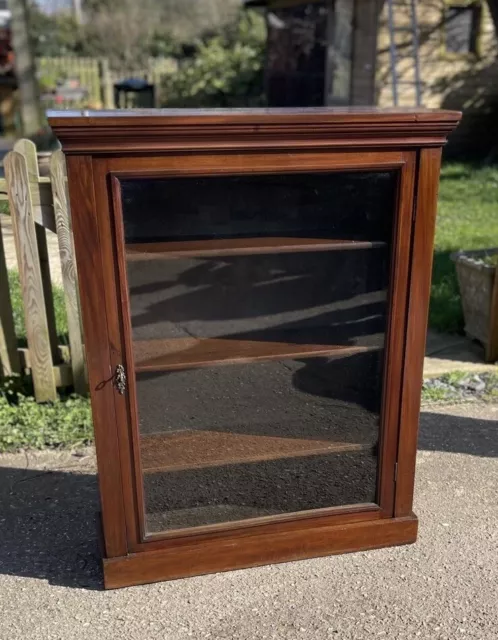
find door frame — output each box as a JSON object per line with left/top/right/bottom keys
{"left": 86, "top": 148, "right": 416, "bottom": 556}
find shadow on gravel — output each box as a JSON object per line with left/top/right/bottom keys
{"left": 0, "top": 410, "right": 496, "bottom": 589}
{"left": 0, "top": 464, "right": 103, "bottom": 590}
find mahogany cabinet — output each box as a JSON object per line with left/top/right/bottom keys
{"left": 49, "top": 108, "right": 460, "bottom": 589}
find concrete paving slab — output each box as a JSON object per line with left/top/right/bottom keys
{"left": 424, "top": 330, "right": 496, "bottom": 377}
{"left": 0, "top": 403, "right": 497, "bottom": 639}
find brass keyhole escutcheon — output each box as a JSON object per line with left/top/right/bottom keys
{"left": 114, "top": 364, "right": 127, "bottom": 395}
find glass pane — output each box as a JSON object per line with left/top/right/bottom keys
{"left": 445, "top": 6, "right": 480, "bottom": 54}
{"left": 120, "top": 171, "right": 397, "bottom": 535}
{"left": 121, "top": 172, "right": 395, "bottom": 244}
{"left": 138, "top": 354, "right": 381, "bottom": 532}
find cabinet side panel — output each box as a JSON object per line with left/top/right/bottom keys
{"left": 395, "top": 147, "right": 442, "bottom": 517}
{"left": 65, "top": 156, "right": 128, "bottom": 558}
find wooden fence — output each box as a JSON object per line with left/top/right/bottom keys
{"left": 37, "top": 56, "right": 178, "bottom": 108}
{"left": 38, "top": 57, "right": 102, "bottom": 107}
{"left": 0, "top": 140, "right": 86, "bottom": 402}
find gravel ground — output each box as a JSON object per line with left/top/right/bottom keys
{"left": 423, "top": 371, "right": 498, "bottom": 404}
{"left": 0, "top": 403, "right": 497, "bottom": 640}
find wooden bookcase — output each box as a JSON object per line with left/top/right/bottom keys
{"left": 49, "top": 108, "right": 460, "bottom": 589}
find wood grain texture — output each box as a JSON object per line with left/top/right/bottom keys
{"left": 50, "top": 150, "right": 87, "bottom": 395}
{"left": 65, "top": 155, "right": 128, "bottom": 558}
{"left": 141, "top": 430, "right": 374, "bottom": 473}
{"left": 5, "top": 151, "right": 56, "bottom": 402}
{"left": 133, "top": 337, "right": 378, "bottom": 373}
{"left": 376, "top": 152, "right": 417, "bottom": 517}
{"left": 12, "top": 139, "right": 55, "bottom": 232}
{"left": 13, "top": 139, "right": 39, "bottom": 184}
{"left": 13, "top": 140, "right": 59, "bottom": 365}
{"left": 48, "top": 108, "right": 461, "bottom": 155}
{"left": 395, "top": 148, "right": 443, "bottom": 517}
{"left": 139, "top": 503, "right": 382, "bottom": 550}
{"left": 0, "top": 217, "right": 21, "bottom": 376}
{"left": 103, "top": 514, "right": 418, "bottom": 588}
{"left": 94, "top": 163, "right": 147, "bottom": 551}
{"left": 35, "top": 224, "right": 60, "bottom": 364}
{"left": 126, "top": 238, "right": 386, "bottom": 260}
{"left": 0, "top": 179, "right": 54, "bottom": 229}
{"left": 108, "top": 149, "right": 406, "bottom": 176}
{"left": 17, "top": 348, "right": 72, "bottom": 387}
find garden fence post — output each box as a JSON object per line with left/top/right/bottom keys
{"left": 0, "top": 216, "right": 21, "bottom": 378}
{"left": 13, "top": 139, "right": 60, "bottom": 365}
{"left": 5, "top": 150, "right": 57, "bottom": 402}
{"left": 100, "top": 58, "right": 114, "bottom": 109}
{"left": 50, "top": 150, "right": 87, "bottom": 395}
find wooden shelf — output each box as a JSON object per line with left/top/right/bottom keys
{"left": 141, "top": 430, "right": 374, "bottom": 473}
{"left": 133, "top": 337, "right": 378, "bottom": 373}
{"left": 126, "top": 237, "right": 386, "bottom": 260}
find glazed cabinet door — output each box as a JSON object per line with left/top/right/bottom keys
{"left": 95, "top": 151, "right": 416, "bottom": 547}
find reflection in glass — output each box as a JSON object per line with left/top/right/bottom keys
{"left": 138, "top": 355, "right": 380, "bottom": 532}
{"left": 121, "top": 172, "right": 395, "bottom": 244}
{"left": 121, "top": 171, "right": 396, "bottom": 534}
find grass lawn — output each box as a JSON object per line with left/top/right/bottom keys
{"left": 431, "top": 162, "right": 498, "bottom": 333}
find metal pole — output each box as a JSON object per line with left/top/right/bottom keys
{"left": 387, "top": 0, "right": 398, "bottom": 106}
{"left": 410, "top": 0, "right": 422, "bottom": 106}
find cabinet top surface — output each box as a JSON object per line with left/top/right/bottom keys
{"left": 48, "top": 107, "right": 461, "bottom": 154}
{"left": 48, "top": 106, "right": 460, "bottom": 123}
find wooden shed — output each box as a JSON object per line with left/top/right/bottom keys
{"left": 247, "top": 0, "right": 498, "bottom": 154}
{"left": 245, "top": 0, "right": 380, "bottom": 106}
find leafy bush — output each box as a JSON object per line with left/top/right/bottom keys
{"left": 482, "top": 253, "right": 498, "bottom": 267}
{"left": 30, "top": 9, "right": 86, "bottom": 58}
{"left": 163, "top": 12, "right": 266, "bottom": 108}
{"left": 0, "top": 378, "right": 93, "bottom": 452}
{"left": 30, "top": 0, "right": 240, "bottom": 67}
{"left": 37, "top": 70, "right": 62, "bottom": 93}
{"left": 0, "top": 271, "right": 89, "bottom": 453}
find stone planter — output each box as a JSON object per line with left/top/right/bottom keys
{"left": 451, "top": 249, "right": 498, "bottom": 363}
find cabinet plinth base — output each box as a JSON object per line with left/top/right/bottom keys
{"left": 102, "top": 513, "right": 418, "bottom": 589}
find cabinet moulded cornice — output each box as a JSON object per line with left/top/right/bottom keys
{"left": 48, "top": 108, "right": 462, "bottom": 154}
